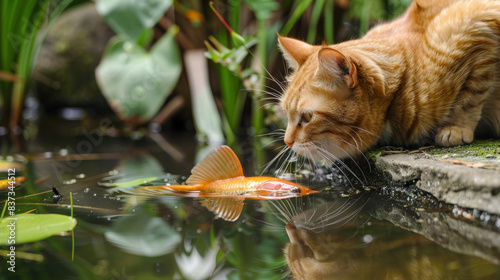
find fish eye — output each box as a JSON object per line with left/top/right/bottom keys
{"left": 290, "top": 187, "right": 300, "bottom": 193}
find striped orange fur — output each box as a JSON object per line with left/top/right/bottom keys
{"left": 279, "top": 0, "right": 500, "bottom": 160}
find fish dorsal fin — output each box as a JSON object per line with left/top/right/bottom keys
{"left": 186, "top": 145, "right": 244, "bottom": 186}
{"left": 199, "top": 197, "right": 244, "bottom": 221}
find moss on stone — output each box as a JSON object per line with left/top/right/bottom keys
{"left": 425, "top": 140, "right": 500, "bottom": 159}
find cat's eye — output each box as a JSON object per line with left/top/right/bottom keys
{"left": 300, "top": 112, "right": 313, "bottom": 124}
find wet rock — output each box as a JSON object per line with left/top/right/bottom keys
{"left": 375, "top": 147, "right": 500, "bottom": 214}
{"left": 33, "top": 3, "right": 114, "bottom": 112}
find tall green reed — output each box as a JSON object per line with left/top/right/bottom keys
{"left": 0, "top": 0, "right": 71, "bottom": 129}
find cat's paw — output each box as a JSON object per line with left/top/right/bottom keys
{"left": 435, "top": 126, "right": 474, "bottom": 147}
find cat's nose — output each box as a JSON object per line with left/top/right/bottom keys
{"left": 284, "top": 128, "right": 294, "bottom": 148}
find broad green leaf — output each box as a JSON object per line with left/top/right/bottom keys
{"left": 104, "top": 208, "right": 181, "bottom": 257}
{"left": 136, "top": 28, "right": 154, "bottom": 47}
{"left": 96, "top": 0, "right": 172, "bottom": 40}
{"left": 0, "top": 214, "right": 77, "bottom": 245}
{"left": 96, "top": 27, "right": 182, "bottom": 124}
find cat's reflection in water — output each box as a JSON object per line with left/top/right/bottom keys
{"left": 281, "top": 196, "right": 370, "bottom": 279}
{"left": 278, "top": 195, "right": 457, "bottom": 280}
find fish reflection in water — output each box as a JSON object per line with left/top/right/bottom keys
{"left": 274, "top": 194, "right": 491, "bottom": 280}
{"left": 132, "top": 145, "right": 318, "bottom": 221}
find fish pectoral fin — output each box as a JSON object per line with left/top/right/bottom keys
{"left": 199, "top": 197, "right": 244, "bottom": 222}
{"left": 186, "top": 145, "right": 244, "bottom": 186}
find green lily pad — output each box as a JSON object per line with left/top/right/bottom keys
{"left": 96, "top": 0, "right": 172, "bottom": 41}
{"left": 0, "top": 214, "right": 77, "bottom": 245}
{"left": 96, "top": 27, "right": 182, "bottom": 124}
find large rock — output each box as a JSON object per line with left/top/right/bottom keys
{"left": 33, "top": 3, "right": 114, "bottom": 112}
{"left": 374, "top": 142, "right": 500, "bottom": 214}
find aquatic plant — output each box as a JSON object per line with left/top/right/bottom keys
{"left": 95, "top": 0, "right": 227, "bottom": 143}
{"left": 0, "top": 0, "right": 72, "bottom": 130}
{"left": 0, "top": 213, "right": 77, "bottom": 245}
{"left": 95, "top": 0, "right": 183, "bottom": 130}
{"left": 204, "top": 0, "right": 411, "bottom": 142}
{"left": 346, "top": 0, "right": 413, "bottom": 35}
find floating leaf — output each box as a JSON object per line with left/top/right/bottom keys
{"left": 96, "top": 27, "right": 182, "bottom": 124}
{"left": 96, "top": 0, "right": 173, "bottom": 41}
{"left": 0, "top": 214, "right": 77, "bottom": 245}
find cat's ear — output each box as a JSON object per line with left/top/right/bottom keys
{"left": 278, "top": 34, "right": 315, "bottom": 70}
{"left": 316, "top": 48, "right": 358, "bottom": 88}
{"left": 415, "top": 0, "right": 433, "bottom": 8}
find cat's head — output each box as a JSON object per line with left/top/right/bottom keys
{"left": 278, "top": 35, "right": 387, "bottom": 160}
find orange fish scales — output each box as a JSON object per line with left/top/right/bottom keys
{"left": 204, "top": 177, "right": 268, "bottom": 195}
{"left": 140, "top": 146, "right": 318, "bottom": 222}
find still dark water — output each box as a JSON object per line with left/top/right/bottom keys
{"left": 1, "top": 124, "right": 500, "bottom": 279}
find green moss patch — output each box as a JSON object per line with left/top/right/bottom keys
{"left": 425, "top": 140, "right": 500, "bottom": 159}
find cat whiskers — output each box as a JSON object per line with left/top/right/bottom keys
{"left": 295, "top": 195, "right": 368, "bottom": 233}
{"left": 256, "top": 69, "right": 288, "bottom": 93}
{"left": 261, "top": 145, "right": 287, "bottom": 174}
{"left": 261, "top": 143, "right": 295, "bottom": 175}
{"left": 312, "top": 146, "right": 359, "bottom": 188}
{"left": 257, "top": 130, "right": 286, "bottom": 145}
{"left": 323, "top": 134, "right": 371, "bottom": 177}
{"left": 311, "top": 139, "right": 366, "bottom": 185}
{"left": 257, "top": 197, "right": 307, "bottom": 233}
{"left": 321, "top": 120, "right": 374, "bottom": 173}
{"left": 308, "top": 195, "right": 367, "bottom": 232}
{"left": 267, "top": 196, "right": 315, "bottom": 226}
{"left": 268, "top": 194, "right": 368, "bottom": 236}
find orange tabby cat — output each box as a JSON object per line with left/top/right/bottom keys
{"left": 279, "top": 0, "right": 500, "bottom": 160}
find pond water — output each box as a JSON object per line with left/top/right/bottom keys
{"left": 2, "top": 122, "right": 500, "bottom": 279}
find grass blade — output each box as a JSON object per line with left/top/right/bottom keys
{"left": 307, "top": 0, "right": 325, "bottom": 44}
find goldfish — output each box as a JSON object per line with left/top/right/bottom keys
{"left": 137, "top": 145, "right": 318, "bottom": 221}
{"left": 0, "top": 176, "right": 25, "bottom": 190}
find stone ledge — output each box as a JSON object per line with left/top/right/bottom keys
{"left": 375, "top": 152, "right": 500, "bottom": 214}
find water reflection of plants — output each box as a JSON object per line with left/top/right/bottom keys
{"left": 3, "top": 151, "right": 500, "bottom": 279}
{"left": 0, "top": 148, "right": 288, "bottom": 279}
{"left": 101, "top": 198, "right": 286, "bottom": 279}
